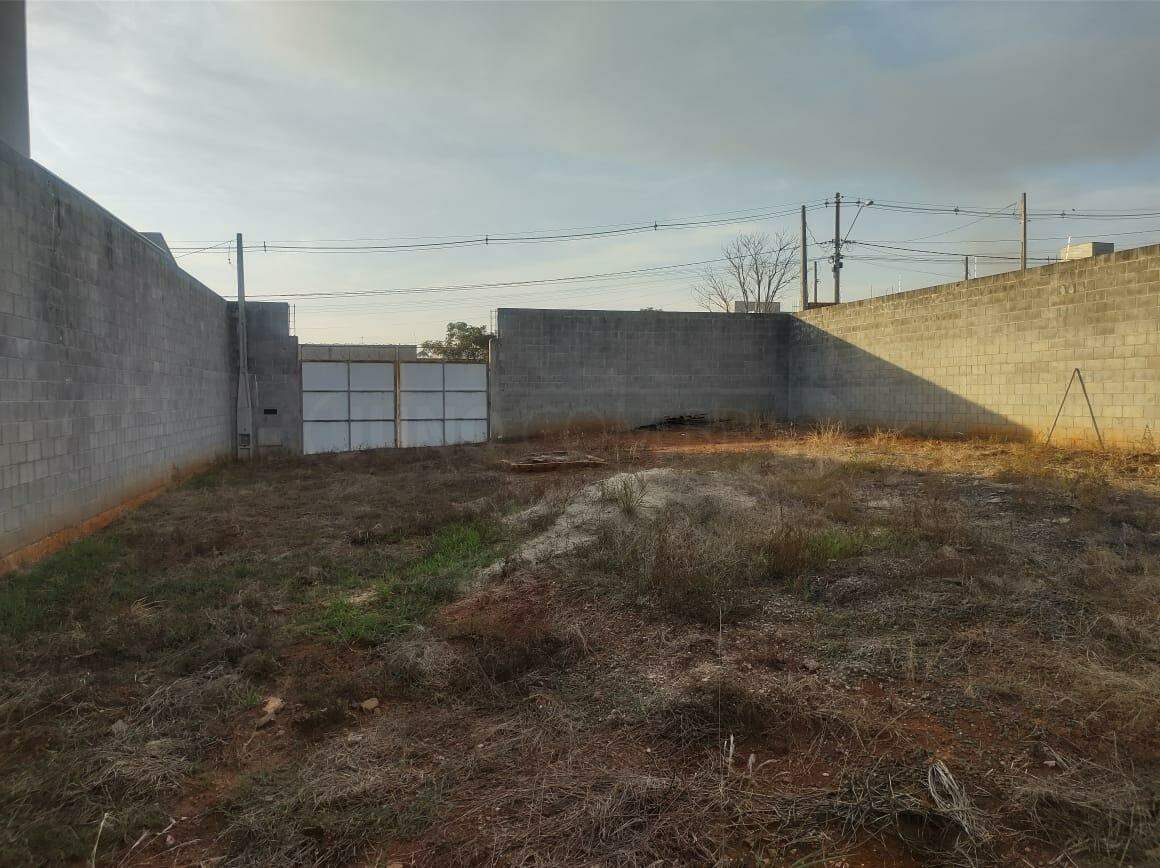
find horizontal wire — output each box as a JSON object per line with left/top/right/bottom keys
{"left": 169, "top": 202, "right": 825, "bottom": 255}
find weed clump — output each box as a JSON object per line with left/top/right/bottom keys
{"left": 306, "top": 520, "right": 500, "bottom": 645}
{"left": 589, "top": 505, "right": 900, "bottom": 621}
{"left": 599, "top": 473, "right": 648, "bottom": 515}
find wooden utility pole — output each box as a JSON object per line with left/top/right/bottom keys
{"left": 832, "top": 192, "right": 842, "bottom": 303}
{"left": 235, "top": 232, "right": 253, "bottom": 459}
{"left": 1020, "top": 192, "right": 1028, "bottom": 271}
{"left": 800, "top": 205, "right": 808, "bottom": 311}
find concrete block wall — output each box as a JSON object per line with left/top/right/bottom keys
{"left": 0, "top": 141, "right": 235, "bottom": 564}
{"left": 237, "top": 302, "right": 301, "bottom": 454}
{"left": 788, "top": 244, "right": 1160, "bottom": 445}
{"left": 300, "top": 343, "right": 418, "bottom": 362}
{"left": 490, "top": 308, "right": 787, "bottom": 438}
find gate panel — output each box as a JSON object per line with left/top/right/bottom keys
{"left": 400, "top": 420, "right": 444, "bottom": 447}
{"left": 349, "top": 362, "right": 393, "bottom": 390}
{"left": 303, "top": 392, "right": 348, "bottom": 421}
{"left": 446, "top": 419, "right": 488, "bottom": 445}
{"left": 444, "top": 391, "right": 486, "bottom": 420}
{"left": 400, "top": 391, "right": 443, "bottom": 420}
{"left": 304, "top": 421, "right": 350, "bottom": 454}
{"left": 351, "top": 420, "right": 394, "bottom": 450}
{"left": 302, "top": 358, "right": 488, "bottom": 453}
{"left": 302, "top": 362, "right": 348, "bottom": 391}
{"left": 350, "top": 392, "right": 393, "bottom": 420}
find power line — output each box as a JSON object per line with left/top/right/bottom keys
{"left": 846, "top": 240, "right": 1056, "bottom": 262}
{"left": 230, "top": 255, "right": 742, "bottom": 301}
{"left": 850, "top": 225, "right": 1160, "bottom": 245}
{"left": 169, "top": 201, "right": 832, "bottom": 246}
{"left": 848, "top": 196, "right": 1160, "bottom": 219}
{"left": 170, "top": 202, "right": 826, "bottom": 256}
{"left": 225, "top": 243, "right": 840, "bottom": 303}
{"left": 172, "top": 238, "right": 233, "bottom": 260}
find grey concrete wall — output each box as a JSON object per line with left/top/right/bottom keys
{"left": 0, "top": 140, "right": 234, "bottom": 562}
{"left": 300, "top": 343, "right": 417, "bottom": 362}
{"left": 237, "top": 302, "right": 301, "bottom": 454}
{"left": 0, "top": 1, "right": 30, "bottom": 158}
{"left": 490, "top": 308, "right": 787, "bottom": 439}
{"left": 489, "top": 247, "right": 1159, "bottom": 448}
{"left": 787, "top": 244, "right": 1160, "bottom": 445}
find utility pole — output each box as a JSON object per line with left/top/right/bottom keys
{"left": 964, "top": 256, "right": 969, "bottom": 281}
{"left": 832, "top": 192, "right": 842, "bottom": 303}
{"left": 813, "top": 262, "right": 818, "bottom": 304}
{"left": 800, "top": 205, "right": 808, "bottom": 311}
{"left": 1020, "top": 192, "right": 1028, "bottom": 271}
{"left": 235, "top": 233, "right": 253, "bottom": 459}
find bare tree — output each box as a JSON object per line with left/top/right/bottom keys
{"left": 694, "top": 231, "right": 798, "bottom": 312}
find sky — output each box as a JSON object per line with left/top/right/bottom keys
{"left": 25, "top": 1, "right": 1160, "bottom": 345}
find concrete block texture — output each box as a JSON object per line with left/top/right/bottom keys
{"left": 490, "top": 308, "right": 787, "bottom": 438}
{"left": 490, "top": 245, "right": 1159, "bottom": 448}
{"left": 233, "top": 302, "right": 301, "bottom": 454}
{"left": 788, "top": 244, "right": 1160, "bottom": 446}
{"left": 0, "top": 141, "right": 234, "bottom": 560}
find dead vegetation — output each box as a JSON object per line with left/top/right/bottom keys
{"left": 1, "top": 425, "right": 1158, "bottom": 866}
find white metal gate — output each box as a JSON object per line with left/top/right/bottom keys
{"left": 302, "top": 360, "right": 487, "bottom": 454}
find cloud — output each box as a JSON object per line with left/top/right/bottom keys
{"left": 23, "top": 1, "right": 1160, "bottom": 341}
{"left": 230, "top": 1, "right": 1160, "bottom": 182}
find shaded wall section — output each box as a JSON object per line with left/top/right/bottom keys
{"left": 788, "top": 245, "right": 1160, "bottom": 445}
{"left": 490, "top": 308, "right": 786, "bottom": 439}
{"left": 236, "top": 302, "right": 301, "bottom": 454}
{"left": 0, "top": 141, "right": 234, "bottom": 564}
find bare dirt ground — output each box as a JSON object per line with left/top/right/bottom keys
{"left": 2, "top": 423, "right": 1158, "bottom": 867}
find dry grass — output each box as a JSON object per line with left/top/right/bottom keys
{"left": 2, "top": 425, "right": 1158, "bottom": 866}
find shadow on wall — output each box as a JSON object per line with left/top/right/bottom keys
{"left": 787, "top": 318, "right": 1036, "bottom": 441}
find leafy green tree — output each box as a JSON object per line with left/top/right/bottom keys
{"left": 419, "top": 321, "right": 491, "bottom": 361}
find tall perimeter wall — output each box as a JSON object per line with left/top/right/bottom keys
{"left": 489, "top": 246, "right": 1159, "bottom": 446}
{"left": 788, "top": 244, "right": 1160, "bottom": 444}
{"left": 0, "top": 142, "right": 235, "bottom": 566}
{"left": 490, "top": 308, "right": 787, "bottom": 439}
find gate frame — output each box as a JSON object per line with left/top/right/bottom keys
{"left": 300, "top": 356, "right": 490, "bottom": 454}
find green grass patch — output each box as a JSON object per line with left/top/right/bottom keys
{"left": 0, "top": 536, "right": 129, "bottom": 639}
{"left": 306, "top": 521, "right": 500, "bottom": 645}
{"left": 405, "top": 521, "right": 496, "bottom": 579}
{"left": 804, "top": 526, "right": 910, "bottom": 560}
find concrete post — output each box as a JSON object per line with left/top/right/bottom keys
{"left": 0, "top": 0, "right": 30, "bottom": 158}
{"left": 800, "top": 206, "right": 808, "bottom": 311}
{"left": 236, "top": 234, "right": 253, "bottom": 458}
